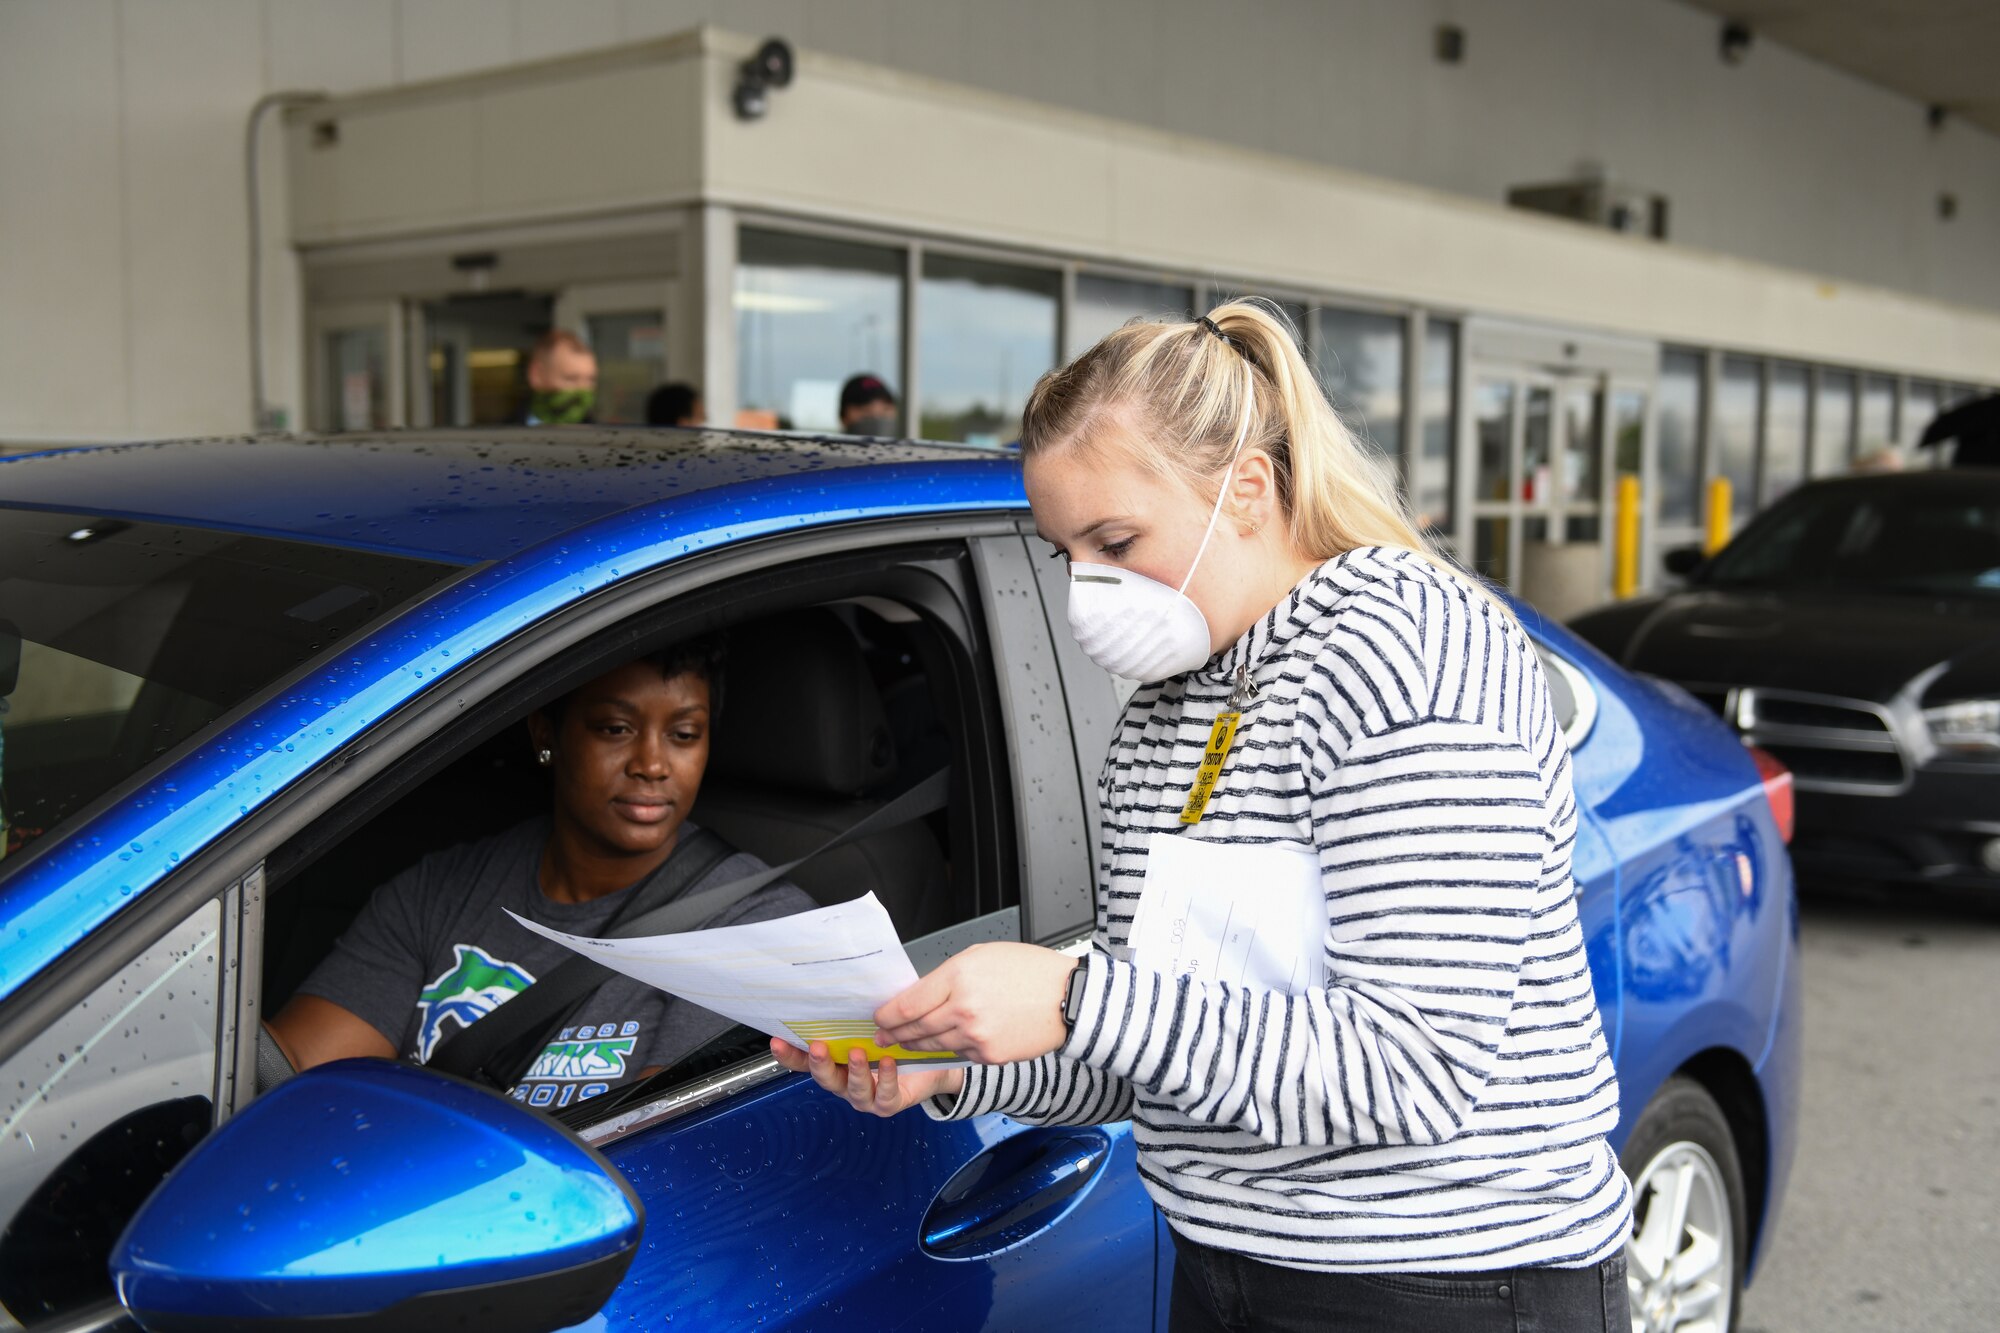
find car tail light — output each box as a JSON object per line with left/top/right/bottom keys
{"left": 1747, "top": 745, "right": 1794, "bottom": 844}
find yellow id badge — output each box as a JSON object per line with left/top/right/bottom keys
{"left": 1179, "top": 710, "right": 1241, "bottom": 824}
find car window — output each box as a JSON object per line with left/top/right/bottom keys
{"left": 0, "top": 899, "right": 221, "bottom": 1326}
{"left": 0, "top": 509, "right": 456, "bottom": 864}
{"left": 1705, "top": 484, "right": 2000, "bottom": 594}
{"left": 255, "top": 544, "right": 1021, "bottom": 1128}
{"left": 1534, "top": 640, "right": 1597, "bottom": 748}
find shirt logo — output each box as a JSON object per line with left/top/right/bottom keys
{"left": 415, "top": 944, "right": 536, "bottom": 1061}
{"left": 522, "top": 1037, "right": 638, "bottom": 1082}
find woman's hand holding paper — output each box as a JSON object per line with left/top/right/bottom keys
{"left": 768, "top": 1039, "right": 963, "bottom": 1116}
{"left": 871, "top": 942, "right": 1078, "bottom": 1065}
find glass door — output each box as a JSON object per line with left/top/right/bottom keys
{"left": 309, "top": 300, "right": 405, "bottom": 433}
{"left": 1468, "top": 367, "right": 1617, "bottom": 614}
{"left": 417, "top": 294, "right": 555, "bottom": 428}
{"left": 555, "top": 280, "right": 676, "bottom": 426}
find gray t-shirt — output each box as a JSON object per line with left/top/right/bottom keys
{"left": 297, "top": 817, "right": 816, "bottom": 1112}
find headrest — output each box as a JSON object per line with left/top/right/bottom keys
{"left": 705, "top": 609, "right": 897, "bottom": 798}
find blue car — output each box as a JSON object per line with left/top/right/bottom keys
{"left": 0, "top": 431, "right": 1798, "bottom": 1333}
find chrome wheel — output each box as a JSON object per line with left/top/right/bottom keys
{"left": 1627, "top": 1139, "right": 1734, "bottom": 1333}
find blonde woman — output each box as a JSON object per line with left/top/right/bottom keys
{"left": 771, "top": 300, "right": 1633, "bottom": 1332}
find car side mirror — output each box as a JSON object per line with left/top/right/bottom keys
{"left": 1662, "top": 545, "right": 1707, "bottom": 579}
{"left": 110, "top": 1059, "right": 643, "bottom": 1333}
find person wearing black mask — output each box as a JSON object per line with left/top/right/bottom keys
{"left": 839, "top": 374, "right": 899, "bottom": 437}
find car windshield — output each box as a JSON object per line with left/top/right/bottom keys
{"left": 1, "top": 509, "right": 457, "bottom": 862}
{"left": 1703, "top": 483, "right": 2000, "bottom": 596}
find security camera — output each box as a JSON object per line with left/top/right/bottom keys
{"left": 732, "top": 37, "right": 795, "bottom": 121}
{"left": 1719, "top": 21, "right": 1752, "bottom": 66}
{"left": 750, "top": 38, "right": 794, "bottom": 89}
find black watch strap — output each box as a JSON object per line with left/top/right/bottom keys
{"left": 1060, "top": 958, "right": 1090, "bottom": 1031}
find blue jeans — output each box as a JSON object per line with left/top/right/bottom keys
{"left": 1167, "top": 1229, "right": 1631, "bottom": 1333}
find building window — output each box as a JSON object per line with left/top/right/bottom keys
{"left": 1657, "top": 349, "right": 1704, "bottom": 528}
{"left": 1417, "top": 319, "right": 1458, "bottom": 535}
{"left": 1316, "top": 308, "right": 1405, "bottom": 465}
{"left": 737, "top": 228, "right": 904, "bottom": 432}
{"left": 1903, "top": 380, "right": 1940, "bottom": 449}
{"left": 1858, "top": 374, "right": 1895, "bottom": 457}
{"left": 1069, "top": 273, "right": 1194, "bottom": 358}
{"left": 585, "top": 311, "right": 667, "bottom": 426}
{"left": 1713, "top": 357, "right": 1761, "bottom": 527}
{"left": 323, "top": 327, "right": 388, "bottom": 433}
{"left": 1764, "top": 362, "right": 1809, "bottom": 504}
{"left": 1813, "top": 369, "right": 1855, "bottom": 476}
{"left": 919, "top": 253, "right": 1060, "bottom": 445}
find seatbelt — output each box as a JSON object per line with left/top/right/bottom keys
{"left": 427, "top": 827, "right": 736, "bottom": 1089}
{"left": 429, "top": 765, "right": 952, "bottom": 1091}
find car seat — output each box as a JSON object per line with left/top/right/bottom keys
{"left": 694, "top": 609, "right": 952, "bottom": 940}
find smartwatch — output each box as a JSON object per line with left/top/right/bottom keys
{"left": 1060, "top": 959, "right": 1090, "bottom": 1032}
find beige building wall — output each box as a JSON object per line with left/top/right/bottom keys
{"left": 2, "top": 0, "right": 1997, "bottom": 446}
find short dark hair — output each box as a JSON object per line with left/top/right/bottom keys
{"left": 541, "top": 633, "right": 727, "bottom": 726}
{"left": 839, "top": 374, "right": 896, "bottom": 414}
{"left": 646, "top": 382, "right": 701, "bottom": 426}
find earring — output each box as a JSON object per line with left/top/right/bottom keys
{"left": 536, "top": 748, "right": 553, "bottom": 766}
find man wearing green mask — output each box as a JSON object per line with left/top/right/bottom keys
{"left": 521, "top": 329, "right": 598, "bottom": 426}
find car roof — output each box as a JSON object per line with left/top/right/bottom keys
{"left": 0, "top": 429, "right": 1005, "bottom": 563}
{"left": 1794, "top": 466, "right": 2000, "bottom": 494}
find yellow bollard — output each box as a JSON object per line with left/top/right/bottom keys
{"left": 1614, "top": 475, "right": 1641, "bottom": 599}
{"left": 1704, "top": 476, "right": 1732, "bottom": 554}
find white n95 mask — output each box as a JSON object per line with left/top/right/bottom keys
{"left": 1065, "top": 363, "right": 1256, "bottom": 682}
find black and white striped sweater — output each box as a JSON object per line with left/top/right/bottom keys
{"left": 929, "top": 545, "right": 1632, "bottom": 1272}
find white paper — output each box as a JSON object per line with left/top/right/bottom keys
{"left": 1126, "top": 835, "right": 1328, "bottom": 995}
{"left": 505, "top": 892, "right": 967, "bottom": 1068}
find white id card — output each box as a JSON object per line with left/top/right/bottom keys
{"left": 1126, "top": 834, "right": 1328, "bottom": 995}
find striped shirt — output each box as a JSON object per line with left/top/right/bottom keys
{"left": 929, "top": 545, "right": 1632, "bottom": 1272}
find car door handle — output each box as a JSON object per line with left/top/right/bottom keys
{"left": 920, "top": 1128, "right": 1112, "bottom": 1260}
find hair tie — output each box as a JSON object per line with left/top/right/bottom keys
{"left": 1194, "top": 315, "right": 1254, "bottom": 368}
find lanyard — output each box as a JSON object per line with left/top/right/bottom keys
{"left": 1179, "top": 664, "right": 1257, "bottom": 825}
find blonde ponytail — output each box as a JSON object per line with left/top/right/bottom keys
{"left": 1020, "top": 297, "right": 1511, "bottom": 618}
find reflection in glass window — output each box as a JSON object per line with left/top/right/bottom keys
{"left": 919, "top": 254, "right": 1059, "bottom": 446}
{"left": 1714, "top": 357, "right": 1761, "bottom": 526}
{"left": 586, "top": 311, "right": 667, "bottom": 426}
{"left": 1317, "top": 309, "right": 1404, "bottom": 463}
{"left": 1417, "top": 321, "right": 1457, "bottom": 534}
{"left": 1473, "top": 515, "right": 1510, "bottom": 586}
{"left": 1658, "top": 350, "right": 1704, "bottom": 527}
{"left": 1523, "top": 386, "right": 1551, "bottom": 504}
{"left": 1609, "top": 388, "right": 1646, "bottom": 558}
{"left": 1611, "top": 389, "right": 1645, "bottom": 479}
{"left": 1561, "top": 384, "right": 1600, "bottom": 502}
{"left": 1813, "top": 369, "right": 1855, "bottom": 476}
{"left": 737, "top": 229, "right": 903, "bottom": 433}
{"left": 1561, "top": 384, "right": 1601, "bottom": 543}
{"left": 1858, "top": 375, "right": 1895, "bottom": 455}
{"left": 1903, "top": 380, "right": 1940, "bottom": 448}
{"left": 323, "top": 328, "right": 388, "bottom": 433}
{"left": 1070, "top": 273, "right": 1193, "bottom": 358}
{"left": 1765, "top": 363, "right": 1808, "bottom": 504}
{"left": 1475, "top": 379, "right": 1514, "bottom": 504}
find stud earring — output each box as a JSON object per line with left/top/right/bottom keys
{"left": 536, "top": 748, "right": 553, "bottom": 766}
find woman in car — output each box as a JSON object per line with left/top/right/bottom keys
{"left": 266, "top": 636, "right": 815, "bottom": 1111}
{"left": 775, "top": 301, "right": 1634, "bottom": 1331}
